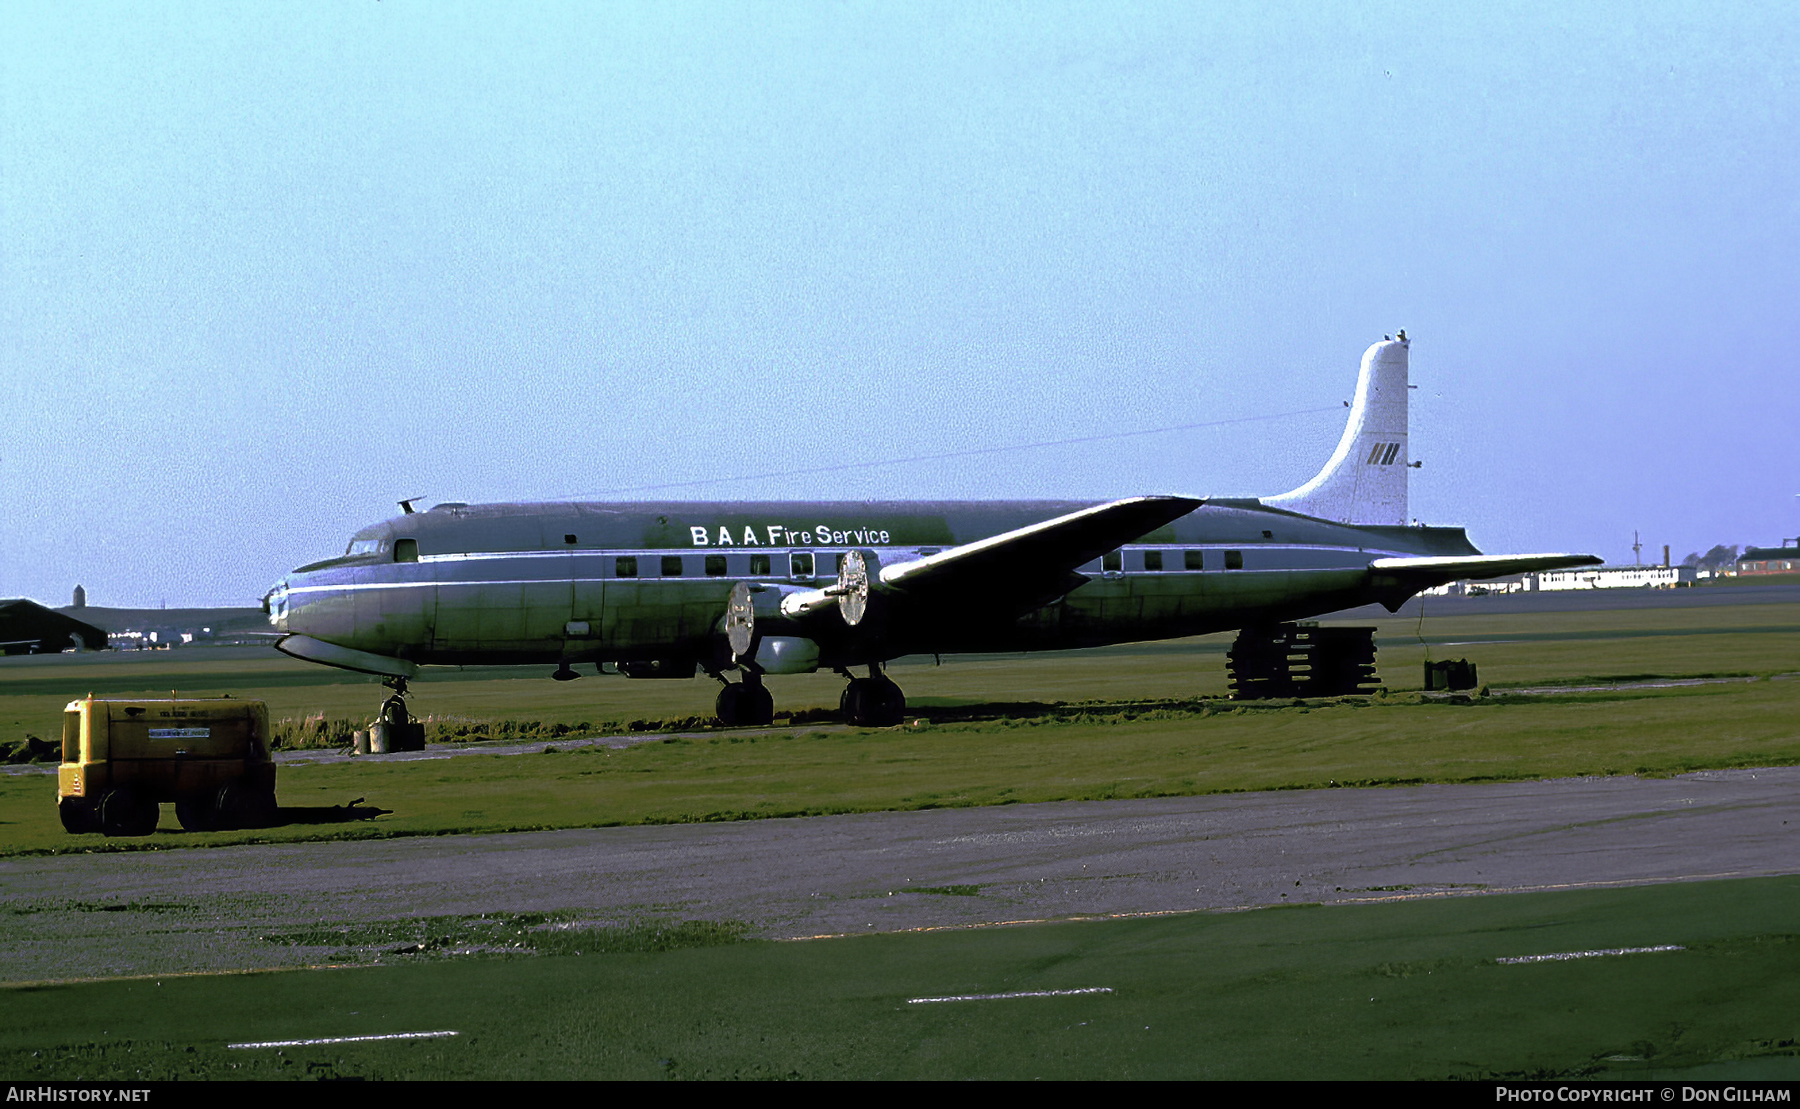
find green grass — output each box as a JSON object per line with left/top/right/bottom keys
{"left": 5, "top": 676, "right": 1797, "bottom": 857}
{"left": 5, "top": 601, "right": 1796, "bottom": 742}
{"left": 4, "top": 600, "right": 1796, "bottom": 856}
{"left": 4, "top": 875, "right": 1797, "bottom": 1080}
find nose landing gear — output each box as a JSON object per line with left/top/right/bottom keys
{"left": 840, "top": 665, "right": 905, "bottom": 728}
{"left": 372, "top": 676, "right": 426, "bottom": 752}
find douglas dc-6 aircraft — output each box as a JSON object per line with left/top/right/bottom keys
{"left": 265, "top": 334, "right": 1600, "bottom": 727}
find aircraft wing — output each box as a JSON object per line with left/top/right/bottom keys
{"left": 782, "top": 495, "right": 1204, "bottom": 626}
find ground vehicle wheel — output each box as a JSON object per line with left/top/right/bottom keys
{"left": 99, "top": 788, "right": 158, "bottom": 837}
{"left": 175, "top": 798, "right": 217, "bottom": 832}
{"left": 243, "top": 787, "right": 277, "bottom": 828}
{"left": 215, "top": 780, "right": 278, "bottom": 829}
{"left": 58, "top": 796, "right": 99, "bottom": 834}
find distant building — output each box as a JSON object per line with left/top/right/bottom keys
{"left": 1537, "top": 565, "right": 1696, "bottom": 590}
{"left": 72, "top": 584, "right": 86, "bottom": 609}
{"left": 1737, "top": 545, "right": 1800, "bottom": 575}
{"left": 1424, "top": 564, "right": 1698, "bottom": 596}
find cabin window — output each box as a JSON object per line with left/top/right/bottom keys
{"left": 750, "top": 554, "right": 772, "bottom": 576}
{"left": 1261, "top": 530, "right": 1273, "bottom": 539}
{"left": 704, "top": 554, "right": 727, "bottom": 577}
{"left": 1224, "top": 550, "right": 1244, "bottom": 570}
{"left": 1143, "top": 550, "right": 1164, "bottom": 571}
{"left": 661, "top": 555, "right": 684, "bottom": 577}
{"left": 394, "top": 539, "right": 418, "bottom": 563}
{"left": 1103, "top": 550, "right": 1122, "bottom": 573}
{"left": 1185, "top": 549, "right": 1204, "bottom": 571}
{"left": 615, "top": 556, "right": 637, "bottom": 578}
{"left": 564, "top": 534, "right": 578, "bottom": 545}
{"left": 790, "top": 552, "right": 814, "bottom": 580}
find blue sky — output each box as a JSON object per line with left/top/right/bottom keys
{"left": 3, "top": 2, "right": 1796, "bottom": 607}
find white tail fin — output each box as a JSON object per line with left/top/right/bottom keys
{"left": 1264, "top": 336, "right": 1410, "bottom": 525}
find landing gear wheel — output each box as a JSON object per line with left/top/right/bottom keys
{"left": 99, "top": 788, "right": 158, "bottom": 837}
{"left": 716, "top": 682, "right": 746, "bottom": 726}
{"left": 58, "top": 796, "right": 99, "bottom": 835}
{"left": 842, "top": 677, "right": 905, "bottom": 728}
{"left": 741, "top": 682, "right": 774, "bottom": 726}
{"left": 716, "top": 678, "right": 775, "bottom": 727}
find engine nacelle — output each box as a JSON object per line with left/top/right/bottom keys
{"left": 753, "top": 636, "right": 820, "bottom": 675}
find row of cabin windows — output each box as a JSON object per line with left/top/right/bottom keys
{"left": 391, "top": 544, "right": 1245, "bottom": 575}
{"left": 608, "top": 549, "right": 1244, "bottom": 578}
{"left": 1102, "top": 549, "right": 1244, "bottom": 572}
{"left": 614, "top": 553, "right": 816, "bottom": 579}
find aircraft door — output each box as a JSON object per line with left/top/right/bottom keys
{"left": 569, "top": 546, "right": 603, "bottom": 653}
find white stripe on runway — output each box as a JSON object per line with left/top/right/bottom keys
{"left": 907, "top": 987, "right": 1113, "bottom": 1004}
{"left": 1496, "top": 945, "right": 1684, "bottom": 965}
{"left": 228, "top": 1030, "right": 459, "bottom": 1049}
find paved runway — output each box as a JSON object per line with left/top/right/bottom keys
{"left": 2, "top": 766, "right": 1795, "bottom": 984}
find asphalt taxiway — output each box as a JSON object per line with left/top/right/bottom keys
{"left": 2, "top": 766, "right": 1794, "bottom": 984}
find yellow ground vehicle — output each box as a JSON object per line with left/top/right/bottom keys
{"left": 57, "top": 696, "right": 277, "bottom": 836}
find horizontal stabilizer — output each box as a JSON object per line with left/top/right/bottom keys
{"left": 1369, "top": 553, "right": 1604, "bottom": 580}
{"left": 275, "top": 634, "right": 418, "bottom": 679}
{"left": 1362, "top": 552, "right": 1602, "bottom": 612}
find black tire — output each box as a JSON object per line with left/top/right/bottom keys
{"left": 215, "top": 780, "right": 277, "bottom": 830}
{"left": 100, "top": 788, "right": 158, "bottom": 837}
{"left": 842, "top": 678, "right": 904, "bottom": 727}
{"left": 244, "top": 787, "right": 278, "bottom": 828}
{"left": 840, "top": 679, "right": 868, "bottom": 725}
{"left": 175, "top": 799, "right": 216, "bottom": 832}
{"left": 715, "top": 683, "right": 745, "bottom": 726}
{"left": 58, "top": 796, "right": 98, "bottom": 835}
{"left": 866, "top": 677, "right": 906, "bottom": 728}
{"left": 742, "top": 683, "right": 775, "bottom": 726}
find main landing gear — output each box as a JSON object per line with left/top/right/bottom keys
{"left": 840, "top": 665, "right": 905, "bottom": 728}
{"left": 710, "top": 666, "right": 907, "bottom": 729}
{"left": 714, "top": 669, "right": 775, "bottom": 727}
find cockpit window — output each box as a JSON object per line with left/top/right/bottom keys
{"left": 347, "top": 538, "right": 381, "bottom": 557}
{"left": 394, "top": 539, "right": 419, "bottom": 563}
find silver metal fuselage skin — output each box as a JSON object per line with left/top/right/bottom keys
{"left": 266, "top": 499, "right": 1479, "bottom": 671}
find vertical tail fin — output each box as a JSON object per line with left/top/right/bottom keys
{"left": 1264, "top": 335, "right": 1410, "bottom": 525}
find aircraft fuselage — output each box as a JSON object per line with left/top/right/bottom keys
{"left": 266, "top": 497, "right": 1479, "bottom": 672}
